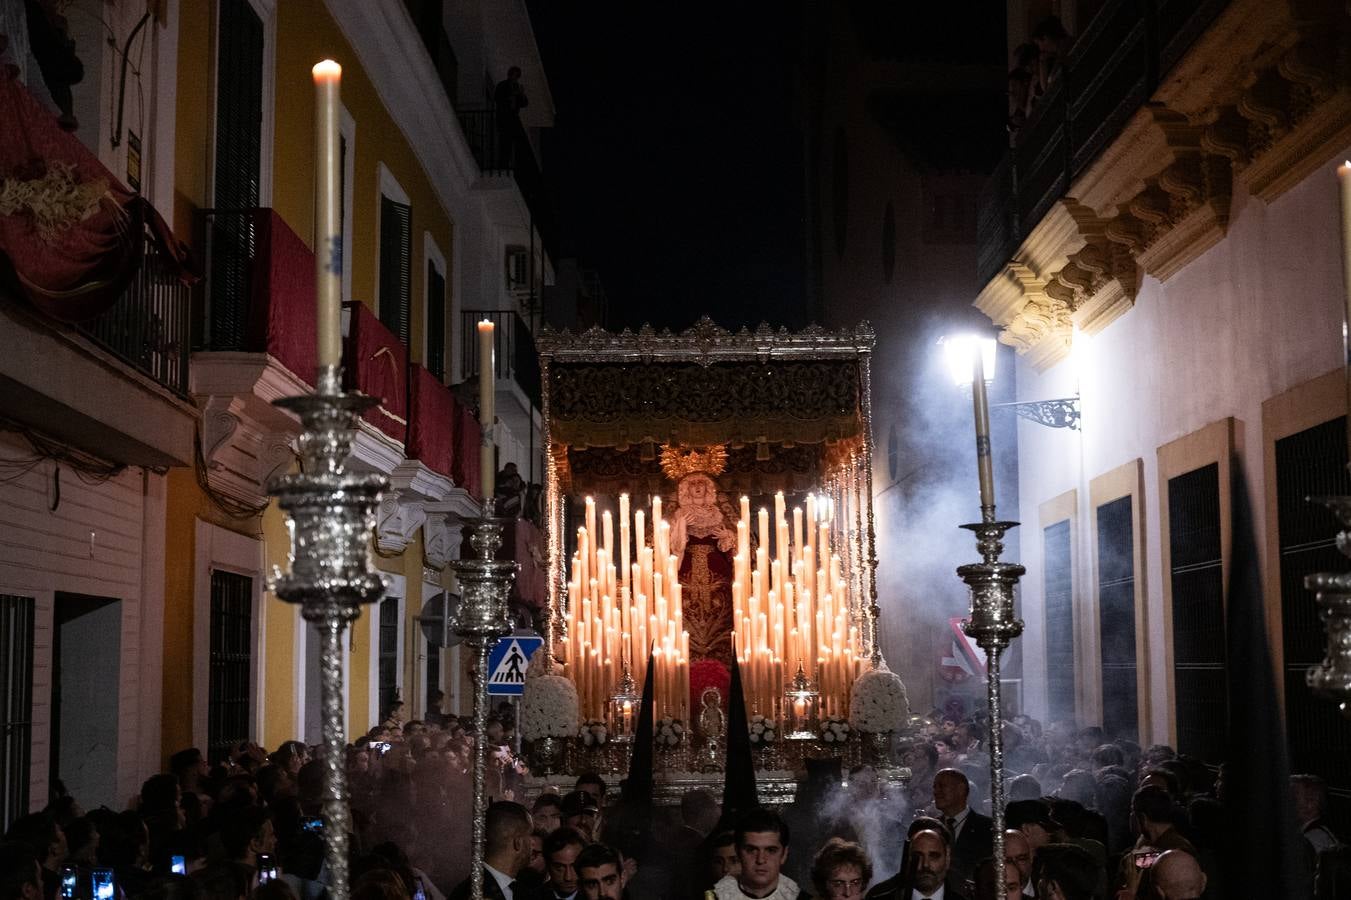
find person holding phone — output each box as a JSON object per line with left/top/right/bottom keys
{"left": 1113, "top": 787, "right": 1197, "bottom": 900}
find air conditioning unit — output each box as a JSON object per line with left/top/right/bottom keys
{"left": 505, "top": 246, "right": 528, "bottom": 290}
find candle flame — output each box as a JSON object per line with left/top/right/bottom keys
{"left": 312, "top": 59, "right": 342, "bottom": 81}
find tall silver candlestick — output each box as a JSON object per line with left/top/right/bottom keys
{"left": 1306, "top": 494, "right": 1351, "bottom": 717}
{"left": 270, "top": 366, "right": 388, "bottom": 900}
{"left": 958, "top": 519, "right": 1025, "bottom": 878}
{"left": 450, "top": 505, "right": 517, "bottom": 900}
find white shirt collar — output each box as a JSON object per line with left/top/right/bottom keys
{"left": 483, "top": 864, "right": 514, "bottom": 900}
{"left": 911, "top": 886, "right": 945, "bottom": 900}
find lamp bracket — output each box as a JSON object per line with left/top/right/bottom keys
{"left": 992, "top": 395, "right": 1081, "bottom": 430}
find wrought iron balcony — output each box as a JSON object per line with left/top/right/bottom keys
{"left": 459, "top": 308, "right": 541, "bottom": 411}
{"left": 457, "top": 108, "right": 556, "bottom": 254}
{"left": 75, "top": 223, "right": 192, "bottom": 396}
{"left": 976, "top": 0, "right": 1230, "bottom": 286}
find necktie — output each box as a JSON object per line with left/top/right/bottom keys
{"left": 944, "top": 815, "right": 957, "bottom": 837}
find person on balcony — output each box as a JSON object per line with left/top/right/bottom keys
{"left": 494, "top": 66, "right": 529, "bottom": 169}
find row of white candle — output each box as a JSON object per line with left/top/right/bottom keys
{"left": 565, "top": 495, "right": 690, "bottom": 722}
{"left": 730, "top": 492, "right": 865, "bottom": 717}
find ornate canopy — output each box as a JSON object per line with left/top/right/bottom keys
{"left": 536, "top": 318, "right": 876, "bottom": 493}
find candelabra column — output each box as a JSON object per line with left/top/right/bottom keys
{"left": 270, "top": 367, "right": 388, "bottom": 900}
{"left": 1306, "top": 495, "right": 1351, "bottom": 717}
{"left": 958, "top": 520, "right": 1024, "bottom": 879}
{"left": 450, "top": 508, "right": 518, "bottom": 900}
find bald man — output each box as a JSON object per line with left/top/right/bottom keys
{"left": 1151, "top": 850, "right": 1206, "bottom": 900}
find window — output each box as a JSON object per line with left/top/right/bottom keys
{"left": 425, "top": 236, "right": 447, "bottom": 381}
{"left": 209, "top": 570, "right": 254, "bottom": 763}
{"left": 1043, "top": 519, "right": 1075, "bottom": 723}
{"left": 1096, "top": 496, "right": 1138, "bottom": 739}
{"left": 1, "top": 594, "right": 34, "bottom": 831}
{"left": 208, "top": 0, "right": 266, "bottom": 350}
{"left": 378, "top": 596, "right": 401, "bottom": 720}
{"left": 1167, "top": 463, "right": 1226, "bottom": 761}
{"left": 1276, "top": 416, "right": 1351, "bottom": 831}
{"left": 378, "top": 167, "right": 412, "bottom": 345}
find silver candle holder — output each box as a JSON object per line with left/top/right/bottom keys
{"left": 449, "top": 505, "right": 518, "bottom": 900}
{"left": 269, "top": 367, "right": 388, "bottom": 900}
{"left": 1305, "top": 495, "right": 1351, "bottom": 717}
{"left": 958, "top": 517, "right": 1025, "bottom": 879}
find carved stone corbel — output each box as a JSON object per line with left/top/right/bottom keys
{"left": 423, "top": 508, "right": 463, "bottom": 570}
{"left": 375, "top": 490, "right": 426, "bottom": 555}
{"left": 195, "top": 388, "right": 299, "bottom": 508}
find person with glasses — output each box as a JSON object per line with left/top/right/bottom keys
{"left": 811, "top": 838, "right": 872, "bottom": 899}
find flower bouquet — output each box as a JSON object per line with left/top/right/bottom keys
{"left": 521, "top": 673, "right": 578, "bottom": 741}
{"left": 579, "top": 719, "right": 608, "bottom": 748}
{"left": 818, "top": 717, "right": 851, "bottom": 744}
{"left": 848, "top": 665, "right": 910, "bottom": 734}
{"left": 655, "top": 717, "right": 685, "bottom": 749}
{"left": 749, "top": 714, "right": 778, "bottom": 746}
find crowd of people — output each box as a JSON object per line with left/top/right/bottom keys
{"left": 2, "top": 706, "right": 1347, "bottom": 900}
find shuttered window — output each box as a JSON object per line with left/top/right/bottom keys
{"left": 379, "top": 597, "right": 400, "bottom": 720}
{"left": 427, "top": 259, "right": 447, "bottom": 380}
{"left": 1, "top": 594, "right": 34, "bottom": 831}
{"left": 1277, "top": 416, "right": 1351, "bottom": 832}
{"left": 1097, "top": 496, "right": 1138, "bottom": 740}
{"left": 1168, "top": 463, "right": 1226, "bottom": 761}
{"left": 209, "top": 571, "right": 253, "bottom": 763}
{"left": 380, "top": 196, "right": 412, "bottom": 345}
{"left": 208, "top": 0, "right": 265, "bottom": 350}
{"left": 1044, "top": 519, "right": 1075, "bottom": 723}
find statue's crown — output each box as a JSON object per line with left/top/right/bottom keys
{"left": 659, "top": 444, "right": 728, "bottom": 480}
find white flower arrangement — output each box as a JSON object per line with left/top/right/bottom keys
{"left": 520, "top": 673, "right": 579, "bottom": 740}
{"left": 749, "top": 714, "right": 778, "bottom": 745}
{"left": 655, "top": 717, "right": 685, "bottom": 748}
{"left": 848, "top": 665, "right": 910, "bottom": 734}
{"left": 579, "top": 719, "right": 608, "bottom": 747}
{"left": 819, "top": 717, "right": 851, "bottom": 743}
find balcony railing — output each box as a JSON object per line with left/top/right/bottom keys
{"left": 460, "top": 309, "right": 541, "bottom": 411}
{"left": 198, "top": 208, "right": 317, "bottom": 383}
{"left": 976, "top": 0, "right": 1230, "bottom": 286}
{"left": 457, "top": 108, "right": 556, "bottom": 255}
{"left": 76, "top": 224, "right": 191, "bottom": 395}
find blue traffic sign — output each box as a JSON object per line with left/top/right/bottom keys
{"left": 486, "top": 635, "right": 544, "bottom": 695}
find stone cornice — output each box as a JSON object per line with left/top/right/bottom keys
{"left": 976, "top": 0, "right": 1350, "bottom": 369}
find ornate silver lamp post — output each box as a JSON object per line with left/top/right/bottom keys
{"left": 449, "top": 507, "right": 518, "bottom": 900}
{"left": 270, "top": 368, "right": 388, "bottom": 900}
{"left": 945, "top": 335, "right": 1025, "bottom": 873}
{"left": 1305, "top": 498, "right": 1351, "bottom": 716}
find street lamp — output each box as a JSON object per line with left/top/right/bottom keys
{"left": 940, "top": 332, "right": 1025, "bottom": 876}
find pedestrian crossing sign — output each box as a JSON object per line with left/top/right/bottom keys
{"left": 486, "top": 635, "right": 543, "bottom": 695}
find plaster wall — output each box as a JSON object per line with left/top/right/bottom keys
{"left": 1011, "top": 148, "right": 1348, "bottom": 740}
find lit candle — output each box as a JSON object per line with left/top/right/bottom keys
{"left": 971, "top": 346, "right": 996, "bottom": 515}
{"left": 478, "top": 319, "right": 496, "bottom": 498}
{"left": 312, "top": 60, "right": 343, "bottom": 378}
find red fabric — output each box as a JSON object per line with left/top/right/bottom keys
{"left": 451, "top": 396, "right": 482, "bottom": 500}
{"left": 344, "top": 302, "right": 407, "bottom": 443}
{"left": 0, "top": 66, "right": 194, "bottom": 322}
{"left": 254, "top": 210, "right": 315, "bottom": 385}
{"left": 407, "top": 365, "right": 454, "bottom": 478}
{"left": 689, "top": 659, "right": 731, "bottom": 715}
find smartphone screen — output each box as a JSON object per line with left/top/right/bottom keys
{"left": 60, "top": 867, "right": 77, "bottom": 900}
{"left": 92, "top": 870, "right": 115, "bottom": 900}
{"left": 302, "top": 816, "right": 324, "bottom": 833}
{"left": 171, "top": 855, "right": 187, "bottom": 875}
{"left": 1133, "top": 850, "right": 1162, "bottom": 869}
{"left": 413, "top": 878, "right": 427, "bottom": 900}
{"left": 257, "top": 853, "right": 279, "bottom": 884}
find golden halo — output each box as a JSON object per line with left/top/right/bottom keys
{"left": 658, "top": 444, "right": 728, "bottom": 480}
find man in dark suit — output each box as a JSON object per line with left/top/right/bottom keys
{"left": 931, "top": 769, "right": 993, "bottom": 885}
{"left": 450, "top": 801, "right": 533, "bottom": 900}
{"left": 865, "top": 825, "right": 969, "bottom": 900}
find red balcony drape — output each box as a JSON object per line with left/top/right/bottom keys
{"left": 407, "top": 365, "right": 454, "bottom": 478}
{"left": 252, "top": 210, "right": 316, "bottom": 385}
{"left": 343, "top": 302, "right": 408, "bottom": 444}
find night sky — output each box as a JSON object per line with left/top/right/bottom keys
{"left": 528, "top": 3, "right": 810, "bottom": 332}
